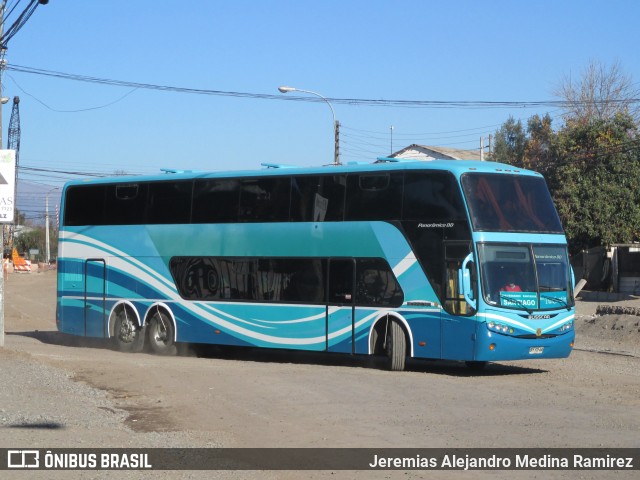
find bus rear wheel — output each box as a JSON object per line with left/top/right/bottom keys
{"left": 112, "top": 306, "right": 144, "bottom": 353}
{"left": 386, "top": 320, "right": 407, "bottom": 372}
{"left": 147, "top": 310, "right": 177, "bottom": 356}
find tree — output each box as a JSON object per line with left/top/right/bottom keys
{"left": 491, "top": 59, "right": 640, "bottom": 253}
{"left": 554, "top": 59, "right": 640, "bottom": 124}
{"left": 13, "top": 226, "right": 58, "bottom": 262}
{"left": 492, "top": 111, "right": 640, "bottom": 253}
{"left": 490, "top": 114, "right": 555, "bottom": 174}
{"left": 490, "top": 116, "right": 526, "bottom": 165}
{"left": 523, "top": 114, "right": 554, "bottom": 174}
{"left": 546, "top": 113, "right": 640, "bottom": 252}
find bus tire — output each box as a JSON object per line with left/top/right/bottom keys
{"left": 147, "top": 310, "right": 177, "bottom": 356}
{"left": 387, "top": 320, "right": 406, "bottom": 371}
{"left": 112, "top": 306, "right": 144, "bottom": 353}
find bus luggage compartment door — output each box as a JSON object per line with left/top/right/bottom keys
{"left": 84, "top": 258, "right": 107, "bottom": 338}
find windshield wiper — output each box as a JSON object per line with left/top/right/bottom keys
{"left": 540, "top": 294, "right": 571, "bottom": 311}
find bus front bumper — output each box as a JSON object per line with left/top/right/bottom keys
{"left": 474, "top": 328, "right": 574, "bottom": 361}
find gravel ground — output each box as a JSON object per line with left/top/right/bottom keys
{"left": 574, "top": 293, "right": 640, "bottom": 357}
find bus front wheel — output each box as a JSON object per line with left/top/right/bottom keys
{"left": 387, "top": 320, "right": 407, "bottom": 372}
{"left": 147, "top": 310, "right": 177, "bottom": 356}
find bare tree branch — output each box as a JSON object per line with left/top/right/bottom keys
{"left": 554, "top": 59, "right": 640, "bottom": 123}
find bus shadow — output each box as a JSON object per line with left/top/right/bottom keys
{"left": 9, "top": 330, "right": 547, "bottom": 377}
{"left": 7, "top": 330, "right": 112, "bottom": 350}
{"left": 190, "top": 344, "right": 547, "bottom": 377}
{"left": 405, "top": 359, "right": 547, "bottom": 377}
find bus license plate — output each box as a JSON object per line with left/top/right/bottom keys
{"left": 529, "top": 346, "right": 544, "bottom": 355}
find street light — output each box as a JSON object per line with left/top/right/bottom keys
{"left": 278, "top": 86, "right": 340, "bottom": 165}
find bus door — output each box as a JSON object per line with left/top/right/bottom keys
{"left": 441, "top": 242, "right": 477, "bottom": 360}
{"left": 326, "top": 259, "right": 355, "bottom": 354}
{"left": 84, "top": 258, "right": 107, "bottom": 338}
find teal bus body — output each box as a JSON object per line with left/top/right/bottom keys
{"left": 56, "top": 160, "right": 575, "bottom": 368}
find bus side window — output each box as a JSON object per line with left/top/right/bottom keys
{"left": 64, "top": 185, "right": 107, "bottom": 226}
{"left": 345, "top": 173, "right": 403, "bottom": 221}
{"left": 280, "top": 259, "right": 326, "bottom": 303}
{"left": 104, "top": 183, "right": 148, "bottom": 225}
{"left": 355, "top": 258, "right": 404, "bottom": 307}
{"left": 328, "top": 259, "right": 354, "bottom": 304}
{"left": 403, "top": 172, "right": 466, "bottom": 221}
{"left": 238, "top": 177, "right": 291, "bottom": 222}
{"left": 192, "top": 179, "right": 240, "bottom": 223}
{"left": 291, "top": 175, "right": 346, "bottom": 222}
{"left": 147, "top": 181, "right": 192, "bottom": 224}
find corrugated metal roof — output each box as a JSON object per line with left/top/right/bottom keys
{"left": 390, "top": 144, "right": 482, "bottom": 161}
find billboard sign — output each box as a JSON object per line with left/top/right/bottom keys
{"left": 0, "top": 150, "right": 16, "bottom": 223}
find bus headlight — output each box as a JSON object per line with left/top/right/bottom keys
{"left": 487, "top": 321, "right": 514, "bottom": 335}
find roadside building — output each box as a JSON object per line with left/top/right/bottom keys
{"left": 389, "top": 144, "right": 482, "bottom": 161}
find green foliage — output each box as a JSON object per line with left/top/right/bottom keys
{"left": 494, "top": 112, "right": 640, "bottom": 253}
{"left": 491, "top": 116, "right": 526, "bottom": 165}
{"left": 15, "top": 228, "right": 44, "bottom": 259}
{"left": 549, "top": 114, "right": 640, "bottom": 251}
{"left": 524, "top": 114, "right": 554, "bottom": 175}
{"left": 14, "top": 226, "right": 58, "bottom": 262}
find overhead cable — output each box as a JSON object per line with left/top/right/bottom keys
{"left": 8, "top": 63, "right": 640, "bottom": 110}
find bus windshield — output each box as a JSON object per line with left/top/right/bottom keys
{"left": 461, "top": 173, "right": 564, "bottom": 233}
{"left": 477, "top": 244, "right": 573, "bottom": 311}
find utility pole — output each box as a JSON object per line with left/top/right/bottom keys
{"left": 45, "top": 187, "right": 58, "bottom": 264}
{"left": 278, "top": 86, "right": 341, "bottom": 165}
{"left": 0, "top": 0, "right": 5, "bottom": 348}
{"left": 45, "top": 195, "right": 49, "bottom": 263}
{"left": 390, "top": 125, "right": 394, "bottom": 155}
{"left": 0, "top": 0, "right": 6, "bottom": 348}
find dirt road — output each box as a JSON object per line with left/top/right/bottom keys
{"left": 1, "top": 270, "right": 639, "bottom": 479}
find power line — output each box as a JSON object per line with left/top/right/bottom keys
{"left": 7, "top": 73, "right": 140, "bottom": 112}
{"left": 0, "top": 0, "right": 44, "bottom": 49}
{"left": 342, "top": 123, "right": 502, "bottom": 136}
{"left": 9, "top": 63, "right": 640, "bottom": 110}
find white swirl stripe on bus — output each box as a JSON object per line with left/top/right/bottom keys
{"left": 541, "top": 313, "right": 575, "bottom": 333}
{"left": 198, "top": 304, "right": 339, "bottom": 327}
{"left": 67, "top": 239, "right": 326, "bottom": 345}
{"left": 392, "top": 252, "right": 416, "bottom": 278}
{"left": 61, "top": 233, "right": 175, "bottom": 290}
{"left": 478, "top": 312, "right": 574, "bottom": 334}
{"left": 60, "top": 235, "right": 388, "bottom": 347}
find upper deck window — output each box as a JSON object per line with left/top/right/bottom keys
{"left": 461, "top": 173, "right": 564, "bottom": 233}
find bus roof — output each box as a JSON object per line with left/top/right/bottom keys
{"left": 62, "top": 159, "right": 542, "bottom": 188}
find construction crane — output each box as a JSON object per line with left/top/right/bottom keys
{"left": 5, "top": 96, "right": 20, "bottom": 251}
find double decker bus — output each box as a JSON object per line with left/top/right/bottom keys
{"left": 56, "top": 158, "right": 574, "bottom": 370}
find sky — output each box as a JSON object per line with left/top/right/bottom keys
{"left": 3, "top": 0, "right": 640, "bottom": 219}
